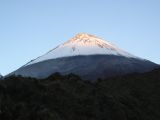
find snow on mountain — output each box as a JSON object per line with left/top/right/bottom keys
{"left": 26, "top": 33, "right": 137, "bottom": 66}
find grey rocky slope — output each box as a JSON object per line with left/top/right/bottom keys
{"left": 10, "top": 55, "right": 158, "bottom": 80}
{"left": 0, "top": 74, "right": 3, "bottom": 79}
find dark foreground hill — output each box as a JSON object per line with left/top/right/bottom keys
{"left": 0, "top": 68, "right": 160, "bottom": 120}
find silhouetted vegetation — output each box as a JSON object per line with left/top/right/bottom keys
{"left": 0, "top": 68, "right": 160, "bottom": 120}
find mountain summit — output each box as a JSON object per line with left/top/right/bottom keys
{"left": 26, "top": 33, "right": 136, "bottom": 66}
{"left": 10, "top": 33, "right": 158, "bottom": 80}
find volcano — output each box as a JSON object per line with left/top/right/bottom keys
{"left": 9, "top": 33, "right": 158, "bottom": 80}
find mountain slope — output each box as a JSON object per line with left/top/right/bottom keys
{"left": 12, "top": 55, "right": 158, "bottom": 80}
{"left": 0, "top": 74, "right": 2, "bottom": 79}
{"left": 9, "top": 33, "right": 159, "bottom": 80}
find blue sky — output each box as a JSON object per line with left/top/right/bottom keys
{"left": 0, "top": 0, "right": 160, "bottom": 75}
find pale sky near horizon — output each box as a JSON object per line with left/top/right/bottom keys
{"left": 0, "top": 0, "right": 160, "bottom": 75}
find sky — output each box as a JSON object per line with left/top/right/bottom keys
{"left": 0, "top": 0, "right": 160, "bottom": 75}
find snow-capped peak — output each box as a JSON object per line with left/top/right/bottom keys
{"left": 63, "top": 33, "right": 114, "bottom": 48}
{"left": 26, "top": 33, "right": 137, "bottom": 66}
